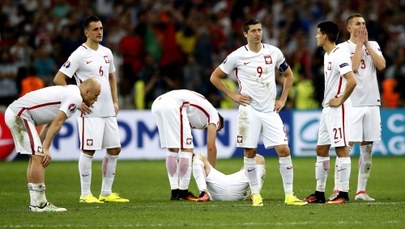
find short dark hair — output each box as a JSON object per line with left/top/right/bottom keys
{"left": 346, "top": 13, "right": 363, "bottom": 24}
{"left": 83, "top": 16, "right": 100, "bottom": 30}
{"left": 243, "top": 18, "right": 260, "bottom": 33}
{"left": 317, "top": 21, "right": 340, "bottom": 42}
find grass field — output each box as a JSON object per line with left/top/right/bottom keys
{"left": 1, "top": 156, "right": 404, "bottom": 228}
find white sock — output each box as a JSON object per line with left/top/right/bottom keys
{"left": 315, "top": 156, "right": 330, "bottom": 192}
{"left": 100, "top": 154, "right": 118, "bottom": 196}
{"left": 166, "top": 152, "right": 179, "bottom": 190}
{"left": 334, "top": 145, "right": 352, "bottom": 191}
{"left": 79, "top": 152, "right": 93, "bottom": 197}
{"left": 192, "top": 158, "right": 207, "bottom": 192}
{"left": 28, "top": 183, "right": 47, "bottom": 207}
{"left": 337, "top": 157, "right": 351, "bottom": 192}
{"left": 244, "top": 157, "right": 260, "bottom": 195}
{"left": 357, "top": 144, "right": 373, "bottom": 193}
{"left": 256, "top": 165, "right": 266, "bottom": 191}
{"left": 178, "top": 151, "right": 193, "bottom": 190}
{"left": 279, "top": 156, "right": 293, "bottom": 194}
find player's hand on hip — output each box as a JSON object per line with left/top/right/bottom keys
{"left": 274, "top": 100, "right": 285, "bottom": 113}
{"left": 329, "top": 97, "right": 342, "bottom": 107}
{"left": 234, "top": 94, "right": 252, "bottom": 106}
{"left": 79, "top": 102, "right": 92, "bottom": 114}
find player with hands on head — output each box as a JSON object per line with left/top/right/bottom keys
{"left": 4, "top": 78, "right": 100, "bottom": 212}
{"left": 329, "top": 13, "right": 386, "bottom": 202}
{"left": 304, "top": 21, "right": 357, "bottom": 205}
{"left": 210, "top": 18, "right": 307, "bottom": 207}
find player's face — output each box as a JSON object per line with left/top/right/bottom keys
{"left": 85, "top": 21, "right": 103, "bottom": 43}
{"left": 315, "top": 28, "right": 326, "bottom": 47}
{"left": 347, "top": 17, "right": 366, "bottom": 36}
{"left": 84, "top": 87, "right": 100, "bottom": 107}
{"left": 244, "top": 23, "right": 262, "bottom": 44}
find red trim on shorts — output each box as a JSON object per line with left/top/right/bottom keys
{"left": 341, "top": 103, "right": 347, "bottom": 146}
{"left": 179, "top": 102, "right": 190, "bottom": 149}
{"left": 80, "top": 116, "right": 85, "bottom": 150}
{"left": 23, "top": 119, "right": 35, "bottom": 155}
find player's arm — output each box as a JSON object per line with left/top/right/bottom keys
{"left": 329, "top": 71, "right": 357, "bottom": 107}
{"left": 41, "top": 111, "right": 68, "bottom": 168}
{"left": 365, "top": 42, "right": 386, "bottom": 71}
{"left": 210, "top": 67, "right": 251, "bottom": 106}
{"left": 53, "top": 71, "right": 69, "bottom": 85}
{"left": 275, "top": 66, "right": 293, "bottom": 112}
{"left": 206, "top": 123, "right": 218, "bottom": 168}
{"left": 109, "top": 72, "right": 119, "bottom": 114}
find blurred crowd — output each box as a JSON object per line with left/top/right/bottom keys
{"left": 1, "top": 0, "right": 405, "bottom": 110}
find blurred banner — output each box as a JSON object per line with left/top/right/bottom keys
{"left": 1, "top": 109, "right": 404, "bottom": 161}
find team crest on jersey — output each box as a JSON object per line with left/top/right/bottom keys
{"left": 104, "top": 55, "right": 110, "bottom": 63}
{"left": 186, "top": 138, "right": 192, "bottom": 145}
{"left": 68, "top": 103, "right": 77, "bottom": 113}
{"left": 237, "top": 135, "right": 243, "bottom": 143}
{"left": 86, "top": 139, "right": 93, "bottom": 146}
{"left": 327, "top": 62, "right": 332, "bottom": 70}
{"left": 63, "top": 60, "right": 71, "bottom": 68}
{"left": 264, "top": 55, "right": 272, "bottom": 64}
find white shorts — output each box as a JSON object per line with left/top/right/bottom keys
{"left": 206, "top": 168, "right": 250, "bottom": 201}
{"left": 236, "top": 105, "right": 288, "bottom": 149}
{"left": 4, "top": 108, "right": 43, "bottom": 155}
{"left": 77, "top": 117, "right": 121, "bottom": 150}
{"left": 349, "top": 106, "right": 381, "bottom": 142}
{"left": 317, "top": 104, "right": 350, "bottom": 147}
{"left": 151, "top": 95, "right": 193, "bottom": 149}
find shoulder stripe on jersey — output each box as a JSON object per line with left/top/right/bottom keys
{"left": 17, "top": 101, "right": 62, "bottom": 117}
{"left": 80, "top": 44, "right": 87, "bottom": 49}
{"left": 332, "top": 47, "right": 340, "bottom": 53}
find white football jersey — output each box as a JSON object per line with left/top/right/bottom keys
{"left": 59, "top": 44, "right": 116, "bottom": 117}
{"left": 219, "top": 44, "right": 286, "bottom": 112}
{"left": 322, "top": 47, "right": 353, "bottom": 108}
{"left": 338, "top": 40, "right": 382, "bottom": 106}
{"left": 163, "top": 89, "right": 221, "bottom": 129}
{"left": 8, "top": 85, "right": 82, "bottom": 125}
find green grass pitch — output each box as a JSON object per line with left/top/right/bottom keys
{"left": 1, "top": 156, "right": 404, "bottom": 228}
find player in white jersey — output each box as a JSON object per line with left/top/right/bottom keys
{"left": 210, "top": 18, "right": 307, "bottom": 207}
{"left": 4, "top": 78, "right": 100, "bottom": 212}
{"left": 151, "top": 89, "right": 224, "bottom": 201}
{"left": 304, "top": 21, "right": 357, "bottom": 205}
{"left": 192, "top": 153, "right": 266, "bottom": 202}
{"left": 330, "top": 14, "right": 386, "bottom": 202}
{"left": 53, "top": 16, "right": 127, "bottom": 203}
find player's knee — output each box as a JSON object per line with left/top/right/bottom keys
{"left": 107, "top": 147, "right": 121, "bottom": 155}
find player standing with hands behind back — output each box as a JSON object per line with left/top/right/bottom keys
{"left": 53, "top": 16, "right": 128, "bottom": 204}
{"left": 210, "top": 18, "right": 307, "bottom": 207}
{"left": 329, "top": 14, "right": 386, "bottom": 201}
